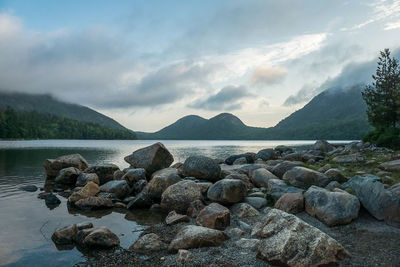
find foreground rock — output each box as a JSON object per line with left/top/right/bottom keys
{"left": 147, "top": 168, "right": 181, "bottom": 200}
{"left": 230, "top": 203, "right": 260, "bottom": 218}
{"left": 305, "top": 186, "right": 360, "bottom": 226}
{"left": 76, "top": 173, "right": 100, "bottom": 187}
{"left": 207, "top": 179, "right": 247, "bottom": 204}
{"left": 160, "top": 180, "right": 202, "bottom": 213}
{"left": 130, "top": 233, "right": 164, "bottom": 252}
{"left": 52, "top": 224, "right": 78, "bottom": 245}
{"left": 68, "top": 181, "right": 100, "bottom": 204}
{"left": 124, "top": 142, "right": 174, "bottom": 175}
{"left": 76, "top": 227, "right": 119, "bottom": 248}
{"left": 252, "top": 208, "right": 350, "bottom": 266}
{"left": 274, "top": 193, "right": 304, "bottom": 214}
{"left": 196, "top": 203, "right": 230, "bottom": 230}
{"left": 283, "top": 166, "right": 330, "bottom": 189}
{"left": 181, "top": 156, "right": 221, "bottom": 182}
{"left": 100, "top": 180, "right": 130, "bottom": 199}
{"left": 84, "top": 164, "right": 120, "bottom": 185}
{"left": 250, "top": 168, "right": 278, "bottom": 188}
{"left": 168, "top": 225, "right": 229, "bottom": 252}
{"left": 165, "top": 211, "right": 190, "bottom": 225}
{"left": 44, "top": 154, "right": 89, "bottom": 177}
{"left": 122, "top": 168, "right": 147, "bottom": 186}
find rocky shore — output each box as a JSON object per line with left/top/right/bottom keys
{"left": 36, "top": 141, "right": 400, "bottom": 266}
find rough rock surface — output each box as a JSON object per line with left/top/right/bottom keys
{"left": 68, "top": 181, "right": 100, "bottom": 204}
{"left": 84, "top": 164, "right": 120, "bottom": 185}
{"left": 122, "top": 168, "right": 147, "bottom": 186}
{"left": 196, "top": 203, "right": 230, "bottom": 230}
{"left": 271, "top": 161, "right": 302, "bottom": 178}
{"left": 379, "top": 159, "right": 400, "bottom": 171}
{"left": 165, "top": 211, "right": 190, "bottom": 225}
{"left": 100, "top": 180, "right": 130, "bottom": 199}
{"left": 147, "top": 168, "right": 181, "bottom": 200}
{"left": 52, "top": 224, "right": 78, "bottom": 245}
{"left": 44, "top": 154, "right": 89, "bottom": 177}
{"left": 130, "top": 233, "right": 164, "bottom": 252}
{"left": 252, "top": 208, "right": 350, "bottom": 266}
{"left": 230, "top": 203, "right": 260, "bottom": 218}
{"left": 207, "top": 179, "right": 247, "bottom": 204}
{"left": 77, "top": 227, "right": 120, "bottom": 248}
{"left": 187, "top": 200, "right": 205, "bottom": 218}
{"left": 55, "top": 167, "right": 80, "bottom": 184}
{"left": 250, "top": 168, "right": 278, "bottom": 188}
{"left": 283, "top": 166, "right": 330, "bottom": 189}
{"left": 181, "top": 156, "right": 221, "bottom": 182}
{"left": 76, "top": 173, "right": 99, "bottom": 187}
{"left": 160, "top": 180, "right": 202, "bottom": 213}
{"left": 243, "top": 197, "right": 267, "bottom": 210}
{"left": 274, "top": 193, "right": 304, "bottom": 214}
{"left": 74, "top": 196, "right": 114, "bottom": 210}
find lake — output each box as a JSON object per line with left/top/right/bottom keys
{"left": 0, "top": 139, "right": 349, "bottom": 266}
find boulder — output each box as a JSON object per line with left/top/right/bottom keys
{"left": 238, "top": 164, "right": 273, "bottom": 177}
{"left": 305, "top": 186, "right": 360, "bottom": 226}
{"left": 230, "top": 203, "right": 260, "bottom": 218}
{"left": 379, "top": 159, "right": 400, "bottom": 171}
{"left": 52, "top": 224, "right": 78, "bottom": 245}
{"left": 325, "top": 181, "right": 341, "bottom": 191}
{"left": 130, "top": 233, "right": 164, "bottom": 252}
{"left": 76, "top": 173, "right": 99, "bottom": 187}
{"left": 182, "top": 156, "right": 221, "bottom": 182}
{"left": 127, "top": 189, "right": 153, "bottom": 209}
{"left": 124, "top": 142, "right": 174, "bottom": 174}
{"left": 68, "top": 181, "right": 100, "bottom": 204}
{"left": 274, "top": 145, "right": 294, "bottom": 154}
{"left": 225, "top": 153, "right": 255, "bottom": 165}
{"left": 74, "top": 196, "right": 113, "bottom": 210}
{"left": 77, "top": 227, "right": 119, "bottom": 248}
{"left": 325, "top": 168, "right": 348, "bottom": 183}
{"left": 187, "top": 200, "right": 206, "bottom": 218}
{"left": 271, "top": 161, "right": 302, "bottom": 178}
{"left": 160, "top": 180, "right": 203, "bottom": 213}
{"left": 252, "top": 208, "right": 350, "bottom": 266}
{"left": 283, "top": 167, "right": 330, "bottom": 189}
{"left": 196, "top": 203, "right": 230, "bottom": 230}
{"left": 168, "top": 225, "right": 229, "bottom": 252}
{"left": 43, "top": 154, "right": 89, "bottom": 177}
{"left": 122, "top": 168, "right": 147, "bottom": 185}
{"left": 233, "top": 157, "right": 247, "bottom": 165}
{"left": 274, "top": 193, "right": 304, "bottom": 214}
{"left": 282, "top": 152, "right": 303, "bottom": 161}
{"left": 268, "top": 179, "right": 304, "bottom": 201}
{"left": 255, "top": 148, "right": 277, "bottom": 161}
{"left": 76, "top": 222, "right": 93, "bottom": 230}
{"left": 250, "top": 168, "right": 278, "bottom": 188}
{"left": 84, "top": 164, "right": 120, "bottom": 185}
{"left": 165, "top": 211, "right": 190, "bottom": 225}
{"left": 100, "top": 180, "right": 130, "bottom": 199}
{"left": 243, "top": 197, "right": 267, "bottom": 210}
{"left": 207, "top": 179, "right": 247, "bottom": 205}
{"left": 55, "top": 167, "right": 80, "bottom": 184}
{"left": 147, "top": 168, "right": 182, "bottom": 200}
{"left": 312, "top": 140, "right": 335, "bottom": 152}
{"left": 333, "top": 154, "right": 364, "bottom": 164}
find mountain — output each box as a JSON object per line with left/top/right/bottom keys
{"left": 0, "top": 92, "right": 128, "bottom": 130}
{"left": 138, "top": 85, "right": 371, "bottom": 140}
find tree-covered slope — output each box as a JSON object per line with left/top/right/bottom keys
{"left": 0, "top": 108, "right": 136, "bottom": 140}
{"left": 0, "top": 92, "right": 128, "bottom": 130}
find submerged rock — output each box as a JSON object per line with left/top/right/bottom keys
{"left": 74, "top": 196, "right": 113, "bottom": 210}
{"left": 45, "top": 193, "right": 61, "bottom": 207}
{"left": 19, "top": 185, "right": 38, "bottom": 192}
{"left": 181, "top": 156, "right": 221, "bottom": 182}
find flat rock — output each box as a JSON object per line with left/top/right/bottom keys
{"left": 379, "top": 159, "right": 400, "bottom": 171}
{"left": 333, "top": 154, "right": 364, "bottom": 164}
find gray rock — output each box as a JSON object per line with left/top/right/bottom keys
{"left": 124, "top": 142, "right": 173, "bottom": 175}
{"left": 113, "top": 170, "right": 124, "bottom": 180}
{"left": 232, "top": 157, "right": 247, "bottom": 165}
{"left": 250, "top": 168, "right": 278, "bottom": 188}
{"left": 235, "top": 238, "right": 260, "bottom": 250}
{"left": 267, "top": 180, "right": 304, "bottom": 201}
{"left": 122, "top": 168, "right": 147, "bottom": 186}
{"left": 76, "top": 227, "right": 119, "bottom": 248}
{"left": 160, "top": 180, "right": 203, "bottom": 213}
{"left": 45, "top": 193, "right": 61, "bottom": 207}
{"left": 43, "top": 154, "right": 89, "bottom": 177}
{"left": 182, "top": 156, "right": 221, "bottom": 182}
{"left": 165, "top": 211, "right": 190, "bottom": 225}
{"left": 127, "top": 189, "right": 153, "bottom": 209}
{"left": 274, "top": 145, "right": 294, "bottom": 154}
{"left": 282, "top": 152, "right": 303, "bottom": 161}
{"left": 52, "top": 224, "right": 78, "bottom": 245}
{"left": 325, "top": 181, "right": 341, "bottom": 191}
{"left": 274, "top": 193, "right": 304, "bottom": 214}
{"left": 176, "top": 249, "right": 195, "bottom": 265}
{"left": 225, "top": 153, "right": 255, "bottom": 165}
{"left": 100, "top": 180, "right": 130, "bottom": 199}
{"left": 333, "top": 154, "right": 364, "bottom": 164}
{"left": 84, "top": 164, "right": 120, "bottom": 185}
{"left": 74, "top": 196, "right": 114, "bottom": 210}
{"left": 196, "top": 203, "right": 230, "bottom": 230}
{"left": 312, "top": 140, "right": 335, "bottom": 152}
{"left": 271, "top": 161, "right": 302, "bottom": 178}
{"left": 325, "top": 168, "right": 348, "bottom": 183}
{"left": 55, "top": 167, "right": 80, "bottom": 184}
{"left": 305, "top": 186, "right": 360, "bottom": 226}
{"left": 196, "top": 182, "right": 213, "bottom": 194}
{"left": 76, "top": 222, "right": 93, "bottom": 230}
{"left": 76, "top": 173, "right": 100, "bottom": 187}
{"left": 230, "top": 203, "right": 260, "bottom": 218}
{"left": 255, "top": 148, "right": 277, "bottom": 161}
{"left": 243, "top": 197, "right": 267, "bottom": 210}
{"left": 147, "top": 168, "right": 181, "bottom": 200}
{"left": 168, "top": 225, "right": 229, "bottom": 252}
{"left": 130, "top": 233, "right": 164, "bottom": 252}
{"left": 253, "top": 208, "right": 350, "bottom": 266}
{"left": 207, "top": 179, "right": 247, "bottom": 204}
{"left": 283, "top": 167, "right": 330, "bottom": 189}
{"left": 379, "top": 159, "right": 400, "bottom": 171}
{"left": 318, "top": 163, "right": 332, "bottom": 173}
{"left": 187, "top": 200, "right": 205, "bottom": 218}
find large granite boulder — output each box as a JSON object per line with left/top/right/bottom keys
{"left": 283, "top": 167, "right": 330, "bottom": 189}
{"left": 325, "top": 168, "right": 348, "bottom": 183}
{"left": 250, "top": 168, "right": 278, "bottom": 188}
{"left": 122, "top": 168, "right": 147, "bottom": 186}
{"left": 55, "top": 167, "right": 80, "bottom": 184}
{"left": 76, "top": 173, "right": 100, "bottom": 187}
{"left": 68, "top": 181, "right": 100, "bottom": 204}
{"left": 147, "top": 168, "right": 181, "bottom": 200}
{"left": 181, "top": 156, "right": 221, "bottom": 182}
{"left": 271, "top": 161, "right": 302, "bottom": 178}
{"left": 160, "top": 180, "right": 202, "bottom": 213}
{"left": 44, "top": 154, "right": 89, "bottom": 177}
{"left": 305, "top": 186, "right": 360, "bottom": 226}
{"left": 274, "top": 193, "right": 304, "bottom": 214}
{"left": 255, "top": 148, "right": 277, "bottom": 161}
{"left": 379, "top": 159, "right": 400, "bottom": 171}
{"left": 84, "top": 164, "right": 120, "bottom": 185}
{"left": 207, "top": 179, "right": 247, "bottom": 204}
{"left": 100, "top": 180, "right": 130, "bottom": 199}
{"left": 168, "top": 225, "right": 229, "bottom": 252}
{"left": 196, "top": 203, "right": 230, "bottom": 230}
{"left": 130, "top": 233, "right": 164, "bottom": 252}
{"left": 124, "top": 142, "right": 173, "bottom": 175}
{"left": 76, "top": 227, "right": 119, "bottom": 248}
{"left": 312, "top": 140, "right": 335, "bottom": 152}
{"left": 252, "top": 208, "right": 350, "bottom": 266}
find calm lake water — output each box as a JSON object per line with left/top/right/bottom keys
{"left": 0, "top": 139, "right": 349, "bottom": 266}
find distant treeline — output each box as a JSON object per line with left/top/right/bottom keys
{"left": 0, "top": 107, "right": 137, "bottom": 140}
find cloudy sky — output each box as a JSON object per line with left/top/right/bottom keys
{"left": 0, "top": 0, "right": 400, "bottom": 131}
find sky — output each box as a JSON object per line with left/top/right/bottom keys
{"left": 0, "top": 0, "right": 400, "bottom": 131}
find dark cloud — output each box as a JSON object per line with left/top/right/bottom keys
{"left": 188, "top": 85, "right": 253, "bottom": 111}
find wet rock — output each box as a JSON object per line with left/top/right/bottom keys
{"left": 127, "top": 189, "right": 153, "bottom": 209}
{"left": 130, "top": 233, "right": 164, "bottom": 252}
{"left": 52, "top": 224, "right": 78, "bottom": 245}
{"left": 244, "top": 197, "right": 267, "bottom": 210}
{"left": 187, "top": 200, "right": 206, "bottom": 218}
{"left": 55, "top": 167, "right": 80, "bottom": 185}
{"left": 274, "top": 145, "right": 294, "bottom": 154}
{"left": 230, "top": 203, "right": 260, "bottom": 218}
{"left": 84, "top": 164, "right": 120, "bottom": 185}
{"left": 207, "top": 179, "right": 247, "bottom": 204}
{"left": 68, "top": 181, "right": 100, "bottom": 204}
{"left": 250, "top": 168, "right": 278, "bottom": 188}
{"left": 271, "top": 161, "right": 302, "bottom": 178}
{"left": 235, "top": 238, "right": 260, "bottom": 250}
{"left": 305, "top": 186, "right": 360, "bottom": 226}
{"left": 160, "top": 180, "right": 202, "bottom": 213}
{"left": 182, "top": 156, "right": 221, "bottom": 182}
{"left": 225, "top": 153, "right": 255, "bottom": 165}
{"left": 100, "top": 180, "right": 130, "bottom": 199}
{"left": 274, "top": 193, "right": 304, "bottom": 214}
{"left": 176, "top": 249, "right": 194, "bottom": 265}
{"left": 165, "top": 211, "right": 190, "bottom": 225}
{"left": 147, "top": 168, "right": 181, "bottom": 200}
{"left": 77, "top": 227, "right": 119, "bottom": 248}
{"left": 379, "top": 159, "right": 400, "bottom": 171}
{"left": 44, "top": 154, "right": 89, "bottom": 177}
{"left": 312, "top": 140, "right": 335, "bottom": 152}
{"left": 333, "top": 154, "right": 364, "bottom": 164}
{"left": 124, "top": 142, "right": 174, "bottom": 175}
{"left": 325, "top": 168, "right": 348, "bottom": 183}
{"left": 76, "top": 173, "right": 100, "bottom": 187}
{"left": 283, "top": 166, "right": 330, "bottom": 189}
{"left": 253, "top": 208, "right": 350, "bottom": 266}
{"left": 122, "top": 168, "right": 147, "bottom": 186}
{"left": 19, "top": 185, "right": 38, "bottom": 192}
{"left": 196, "top": 203, "right": 230, "bottom": 230}
{"left": 74, "top": 196, "right": 114, "bottom": 210}
{"left": 76, "top": 222, "right": 93, "bottom": 230}
{"left": 45, "top": 193, "right": 61, "bottom": 207}
{"left": 168, "top": 225, "right": 229, "bottom": 252}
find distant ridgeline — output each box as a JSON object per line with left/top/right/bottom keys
{"left": 138, "top": 85, "right": 372, "bottom": 140}
{"left": 0, "top": 92, "right": 136, "bottom": 140}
